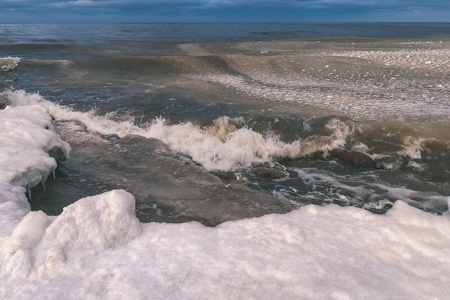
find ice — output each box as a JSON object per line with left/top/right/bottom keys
{"left": 1, "top": 194, "right": 450, "bottom": 299}
{"left": 0, "top": 105, "right": 70, "bottom": 239}
{"left": 2, "top": 190, "right": 141, "bottom": 279}
{"left": 43, "top": 189, "right": 142, "bottom": 254}
{"left": 0, "top": 105, "right": 70, "bottom": 186}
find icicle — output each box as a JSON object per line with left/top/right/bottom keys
{"left": 27, "top": 186, "right": 32, "bottom": 201}
{"left": 42, "top": 176, "right": 47, "bottom": 192}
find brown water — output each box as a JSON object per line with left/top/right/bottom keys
{"left": 1, "top": 23, "right": 449, "bottom": 224}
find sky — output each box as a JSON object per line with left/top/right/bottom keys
{"left": 0, "top": 0, "right": 449, "bottom": 23}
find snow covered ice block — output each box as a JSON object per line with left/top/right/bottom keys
{"left": 0, "top": 104, "right": 70, "bottom": 239}
{"left": 0, "top": 105, "right": 70, "bottom": 188}
{"left": 3, "top": 190, "right": 142, "bottom": 278}
{"left": 43, "top": 189, "right": 142, "bottom": 253}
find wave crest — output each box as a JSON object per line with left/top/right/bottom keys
{"left": 5, "top": 89, "right": 356, "bottom": 171}
{"left": 0, "top": 57, "right": 21, "bottom": 71}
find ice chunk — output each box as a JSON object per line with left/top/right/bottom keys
{"left": 0, "top": 104, "right": 70, "bottom": 239}
{"left": 0, "top": 105, "right": 70, "bottom": 188}
{"left": 44, "top": 190, "right": 142, "bottom": 254}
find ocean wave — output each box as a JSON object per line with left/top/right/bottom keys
{"left": 0, "top": 57, "right": 21, "bottom": 71}
{"left": 5, "top": 89, "right": 355, "bottom": 171}
{"left": 5, "top": 88, "right": 450, "bottom": 176}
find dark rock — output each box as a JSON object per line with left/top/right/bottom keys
{"left": 0, "top": 94, "right": 10, "bottom": 110}
{"left": 252, "top": 167, "right": 286, "bottom": 179}
{"left": 48, "top": 146, "right": 67, "bottom": 162}
{"left": 210, "top": 171, "right": 230, "bottom": 181}
{"left": 342, "top": 151, "right": 375, "bottom": 168}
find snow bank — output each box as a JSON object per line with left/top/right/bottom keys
{"left": 2, "top": 190, "right": 142, "bottom": 278}
{"left": 1, "top": 196, "right": 449, "bottom": 299}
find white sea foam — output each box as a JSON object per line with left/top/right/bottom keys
{"left": 329, "top": 48, "right": 450, "bottom": 72}
{"left": 5, "top": 89, "right": 353, "bottom": 171}
{"left": 1, "top": 98, "right": 450, "bottom": 299}
{"left": 292, "top": 167, "right": 449, "bottom": 212}
{"left": 399, "top": 136, "right": 436, "bottom": 160}
{"left": 186, "top": 72, "right": 450, "bottom": 124}
{"left": 0, "top": 57, "right": 21, "bottom": 71}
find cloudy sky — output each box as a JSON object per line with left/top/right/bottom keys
{"left": 1, "top": 0, "right": 449, "bottom": 23}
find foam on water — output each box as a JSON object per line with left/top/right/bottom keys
{"left": 0, "top": 57, "right": 21, "bottom": 71}
{"left": 5, "top": 89, "right": 354, "bottom": 171}
{"left": 291, "top": 167, "right": 449, "bottom": 213}
{"left": 329, "top": 48, "right": 450, "bottom": 72}
{"left": 187, "top": 71, "right": 450, "bottom": 124}
{"left": 181, "top": 40, "right": 450, "bottom": 125}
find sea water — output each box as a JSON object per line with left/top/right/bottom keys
{"left": 1, "top": 23, "right": 450, "bottom": 299}
{"left": 2, "top": 23, "right": 449, "bottom": 223}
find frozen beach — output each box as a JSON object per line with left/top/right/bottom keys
{"left": 1, "top": 23, "right": 450, "bottom": 299}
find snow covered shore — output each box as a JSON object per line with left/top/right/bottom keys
{"left": 1, "top": 104, "right": 449, "bottom": 299}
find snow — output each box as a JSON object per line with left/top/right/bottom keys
{"left": 7, "top": 211, "right": 49, "bottom": 254}
{"left": 2, "top": 199, "right": 450, "bottom": 299}
{"left": 1, "top": 103, "right": 450, "bottom": 299}
{"left": 43, "top": 189, "right": 142, "bottom": 253}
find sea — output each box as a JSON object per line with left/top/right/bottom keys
{"left": 1, "top": 22, "right": 449, "bottom": 226}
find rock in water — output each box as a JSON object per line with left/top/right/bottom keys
{"left": 48, "top": 146, "right": 67, "bottom": 162}
{"left": 252, "top": 167, "right": 286, "bottom": 179}
{"left": 209, "top": 171, "right": 231, "bottom": 181}
{"left": 0, "top": 94, "right": 10, "bottom": 109}
{"left": 343, "top": 151, "right": 375, "bottom": 168}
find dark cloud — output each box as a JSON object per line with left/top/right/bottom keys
{"left": 0, "top": 0, "right": 449, "bottom": 22}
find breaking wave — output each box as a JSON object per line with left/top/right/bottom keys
{"left": 5, "top": 89, "right": 355, "bottom": 171}
{"left": 0, "top": 57, "right": 21, "bottom": 71}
